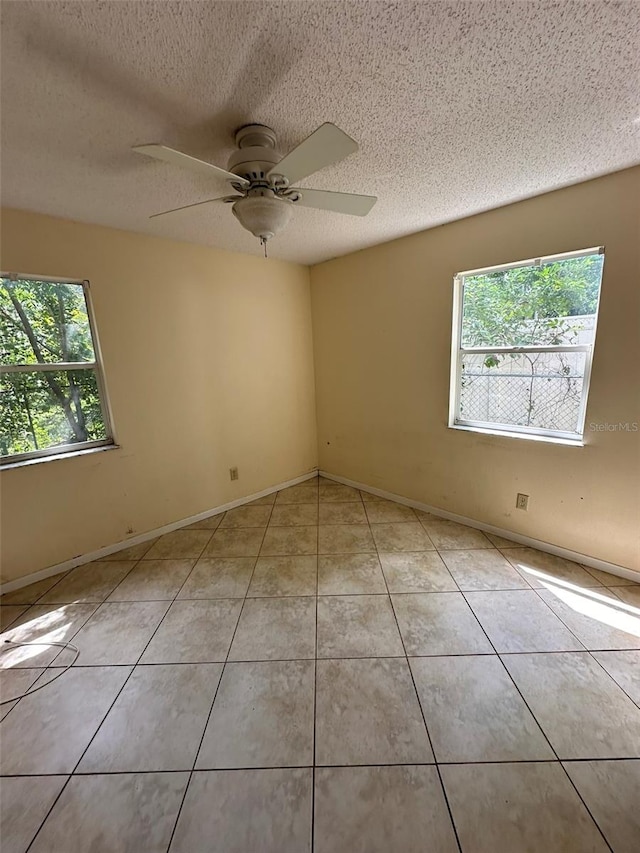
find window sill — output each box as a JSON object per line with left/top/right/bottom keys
{"left": 1, "top": 442, "right": 120, "bottom": 470}
{"left": 449, "top": 423, "right": 584, "bottom": 447}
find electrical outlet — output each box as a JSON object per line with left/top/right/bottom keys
{"left": 516, "top": 493, "right": 529, "bottom": 511}
{"left": 229, "top": 467, "right": 239, "bottom": 481}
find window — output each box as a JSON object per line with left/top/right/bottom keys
{"left": 449, "top": 247, "right": 604, "bottom": 443}
{"left": 1, "top": 274, "right": 114, "bottom": 464}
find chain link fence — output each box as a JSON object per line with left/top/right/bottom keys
{"left": 459, "top": 351, "right": 586, "bottom": 432}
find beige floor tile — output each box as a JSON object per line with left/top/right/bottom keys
{"left": 319, "top": 502, "right": 367, "bottom": 524}
{"left": 0, "top": 604, "right": 28, "bottom": 630}
{"left": 70, "top": 601, "right": 170, "bottom": 665}
{"left": 269, "top": 503, "right": 319, "bottom": 527}
{"left": 0, "top": 665, "right": 130, "bottom": 774}
{"left": 79, "top": 663, "right": 222, "bottom": 772}
{"left": 220, "top": 505, "right": 273, "bottom": 528}
{"left": 317, "top": 554, "right": 386, "bottom": 595}
{"left": 202, "top": 527, "right": 265, "bottom": 558}
{"left": 503, "top": 652, "right": 640, "bottom": 758}
{"left": 140, "top": 599, "right": 243, "bottom": 663}
{"left": 0, "top": 667, "right": 45, "bottom": 721}
{"left": 612, "top": 584, "right": 640, "bottom": 606}
{"left": 197, "top": 660, "right": 314, "bottom": 769}
{"left": 370, "top": 522, "right": 435, "bottom": 552}
{"left": 260, "top": 526, "right": 318, "bottom": 556}
{"left": 319, "top": 482, "right": 361, "bottom": 502}
{"left": 417, "top": 515, "right": 492, "bottom": 549}
{"left": 103, "top": 539, "right": 157, "bottom": 560}
{"left": 465, "top": 590, "right": 584, "bottom": 653}
{"left": 315, "top": 657, "right": 433, "bottom": 765}
{"left": 1, "top": 603, "right": 98, "bottom": 669}
{"left": 0, "top": 575, "right": 67, "bottom": 606}
{"left": 314, "top": 765, "right": 458, "bottom": 853}
{"left": 563, "top": 760, "right": 640, "bottom": 853}
{"left": 318, "top": 524, "right": 375, "bottom": 554}
{"left": 503, "top": 547, "right": 603, "bottom": 588}
{"left": 441, "top": 762, "right": 609, "bottom": 853}
{"left": 379, "top": 552, "right": 457, "bottom": 592}
{"left": 106, "top": 559, "right": 194, "bottom": 601}
{"left": 177, "top": 556, "right": 255, "bottom": 599}
{"left": 411, "top": 655, "right": 553, "bottom": 762}
{"left": 144, "top": 529, "right": 213, "bottom": 560}
{"left": 441, "top": 549, "right": 530, "bottom": 590}
{"left": 229, "top": 597, "right": 316, "bottom": 660}
{"left": 486, "top": 532, "right": 520, "bottom": 548}
{"left": 538, "top": 586, "right": 640, "bottom": 650}
{"left": 392, "top": 592, "right": 493, "bottom": 656}
{"left": 0, "top": 776, "right": 68, "bottom": 853}
{"left": 363, "top": 499, "right": 417, "bottom": 523}
{"left": 591, "top": 650, "right": 640, "bottom": 704}
{"left": 170, "top": 768, "right": 312, "bottom": 853}
{"left": 317, "top": 594, "right": 403, "bottom": 658}
{"left": 275, "top": 482, "right": 319, "bottom": 505}
{"left": 248, "top": 556, "right": 317, "bottom": 597}
{"left": 359, "top": 490, "right": 385, "bottom": 501}
{"left": 29, "top": 773, "right": 188, "bottom": 853}
{"left": 38, "top": 561, "right": 137, "bottom": 604}
{"left": 183, "top": 513, "right": 224, "bottom": 530}
{"left": 582, "top": 565, "right": 640, "bottom": 586}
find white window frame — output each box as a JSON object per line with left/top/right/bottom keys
{"left": 1, "top": 272, "right": 116, "bottom": 466}
{"left": 448, "top": 247, "right": 604, "bottom": 444}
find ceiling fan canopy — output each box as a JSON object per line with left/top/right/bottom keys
{"left": 133, "top": 122, "right": 376, "bottom": 252}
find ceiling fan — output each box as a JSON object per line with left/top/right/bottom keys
{"left": 133, "top": 123, "right": 376, "bottom": 254}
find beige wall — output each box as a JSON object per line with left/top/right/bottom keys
{"left": 1, "top": 210, "right": 317, "bottom": 583}
{"left": 311, "top": 167, "right": 640, "bottom": 570}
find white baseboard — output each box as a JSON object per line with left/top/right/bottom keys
{"left": 0, "top": 470, "right": 319, "bottom": 595}
{"left": 5, "top": 467, "right": 637, "bottom": 594}
{"left": 320, "top": 470, "right": 640, "bottom": 584}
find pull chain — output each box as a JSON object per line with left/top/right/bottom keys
{"left": 260, "top": 237, "right": 268, "bottom": 258}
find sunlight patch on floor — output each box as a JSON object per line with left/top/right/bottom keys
{"left": 516, "top": 564, "right": 640, "bottom": 638}
{"left": 1, "top": 607, "right": 72, "bottom": 668}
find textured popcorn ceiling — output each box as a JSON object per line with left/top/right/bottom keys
{"left": 2, "top": 0, "right": 639, "bottom": 265}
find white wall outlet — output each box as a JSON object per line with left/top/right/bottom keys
{"left": 516, "top": 493, "right": 529, "bottom": 510}
{"left": 229, "top": 467, "right": 239, "bottom": 481}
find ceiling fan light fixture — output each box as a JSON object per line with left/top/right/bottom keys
{"left": 232, "top": 193, "right": 294, "bottom": 242}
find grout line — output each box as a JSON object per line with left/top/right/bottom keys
{"left": 16, "top": 646, "right": 640, "bottom": 672}
{"left": 165, "top": 494, "right": 277, "bottom": 852}
{"left": 15, "top": 582, "right": 594, "bottom": 608}
{"left": 372, "top": 518, "right": 463, "bottom": 853}
{"left": 586, "top": 651, "right": 640, "bottom": 711}
{"left": 311, "top": 478, "right": 320, "bottom": 853}
{"left": 4, "top": 754, "right": 640, "bottom": 781}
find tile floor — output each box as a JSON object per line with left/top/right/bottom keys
{"left": 1, "top": 475, "right": 639, "bottom": 852}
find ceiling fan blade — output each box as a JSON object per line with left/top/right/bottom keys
{"left": 292, "top": 187, "right": 377, "bottom": 217}
{"left": 149, "top": 197, "right": 233, "bottom": 219}
{"left": 269, "top": 123, "right": 358, "bottom": 185}
{"left": 133, "top": 144, "right": 249, "bottom": 186}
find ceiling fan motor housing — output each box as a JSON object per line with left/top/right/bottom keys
{"left": 228, "top": 124, "right": 282, "bottom": 182}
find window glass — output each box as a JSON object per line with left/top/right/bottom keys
{"left": 1, "top": 276, "right": 112, "bottom": 462}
